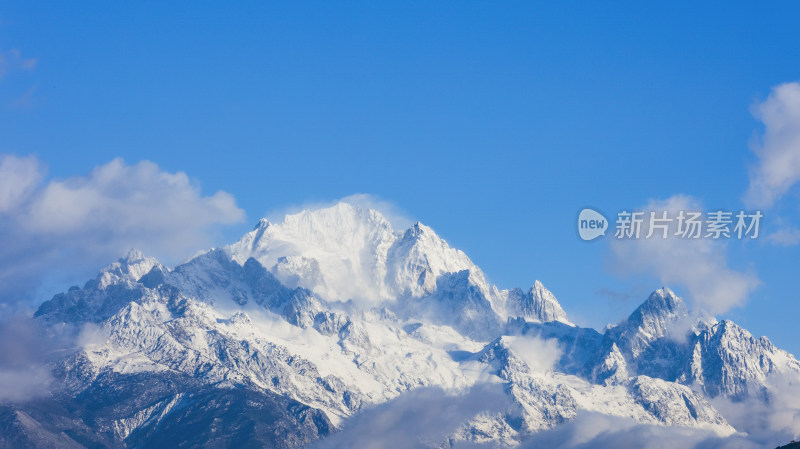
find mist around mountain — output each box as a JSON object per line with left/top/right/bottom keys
{"left": 1, "top": 202, "right": 798, "bottom": 448}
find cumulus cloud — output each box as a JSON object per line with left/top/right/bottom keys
{"left": 312, "top": 383, "right": 510, "bottom": 449}
{"left": 0, "top": 155, "right": 245, "bottom": 305}
{"left": 744, "top": 82, "right": 800, "bottom": 209}
{"left": 608, "top": 195, "right": 759, "bottom": 316}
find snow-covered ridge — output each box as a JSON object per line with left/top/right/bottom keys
{"left": 28, "top": 201, "right": 800, "bottom": 447}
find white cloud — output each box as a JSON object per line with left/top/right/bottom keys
{"left": 22, "top": 157, "right": 243, "bottom": 242}
{"left": 766, "top": 227, "right": 800, "bottom": 246}
{"left": 0, "top": 367, "right": 53, "bottom": 403}
{"left": 506, "top": 335, "right": 562, "bottom": 374}
{"left": 0, "top": 314, "right": 57, "bottom": 403}
{"left": 710, "top": 372, "right": 800, "bottom": 445}
{"left": 0, "top": 312, "right": 107, "bottom": 403}
{"left": 517, "top": 412, "right": 761, "bottom": 449}
{"left": 744, "top": 82, "right": 800, "bottom": 208}
{"left": 0, "top": 155, "right": 245, "bottom": 304}
{"left": 608, "top": 195, "right": 759, "bottom": 316}
{"left": 0, "top": 154, "right": 42, "bottom": 212}
{"left": 312, "top": 383, "right": 509, "bottom": 449}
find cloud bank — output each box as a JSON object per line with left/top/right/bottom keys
{"left": 0, "top": 155, "right": 245, "bottom": 306}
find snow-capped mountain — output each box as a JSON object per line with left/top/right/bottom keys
{"left": 5, "top": 202, "right": 799, "bottom": 448}
{"left": 586, "top": 287, "right": 800, "bottom": 400}
{"left": 227, "top": 205, "right": 485, "bottom": 305}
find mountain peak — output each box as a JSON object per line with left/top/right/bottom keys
{"left": 253, "top": 218, "right": 271, "bottom": 230}
{"left": 97, "top": 249, "right": 161, "bottom": 287}
{"left": 503, "top": 281, "right": 571, "bottom": 324}
{"left": 611, "top": 287, "right": 690, "bottom": 358}
{"left": 629, "top": 287, "right": 688, "bottom": 324}
{"left": 529, "top": 281, "right": 570, "bottom": 324}
{"left": 403, "top": 221, "right": 431, "bottom": 239}
{"left": 123, "top": 248, "right": 147, "bottom": 263}
{"left": 387, "top": 220, "right": 484, "bottom": 299}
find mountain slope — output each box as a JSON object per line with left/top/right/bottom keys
{"left": 0, "top": 372, "right": 331, "bottom": 449}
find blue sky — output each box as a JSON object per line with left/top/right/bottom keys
{"left": 1, "top": 2, "right": 800, "bottom": 353}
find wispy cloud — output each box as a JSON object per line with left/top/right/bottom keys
{"left": 744, "top": 82, "right": 800, "bottom": 209}
{"left": 766, "top": 227, "right": 800, "bottom": 246}
{"left": 264, "top": 193, "right": 415, "bottom": 230}
{"left": 608, "top": 195, "right": 759, "bottom": 316}
{"left": 338, "top": 193, "right": 415, "bottom": 229}
{"left": 0, "top": 155, "right": 245, "bottom": 306}
{"left": 0, "top": 48, "right": 37, "bottom": 81}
